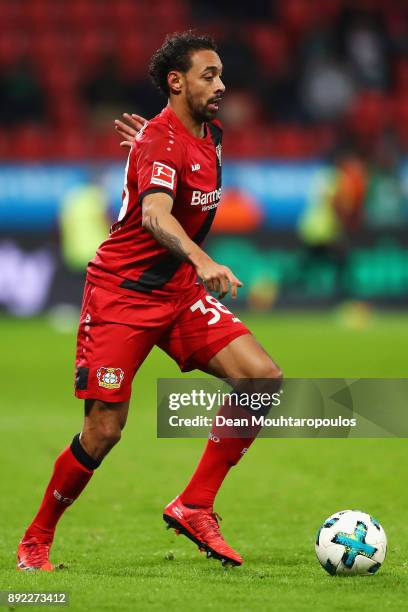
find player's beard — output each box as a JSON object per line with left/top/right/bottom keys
{"left": 186, "top": 89, "right": 218, "bottom": 124}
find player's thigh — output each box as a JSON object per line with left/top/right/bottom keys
{"left": 204, "top": 332, "right": 283, "bottom": 380}
{"left": 158, "top": 287, "right": 251, "bottom": 373}
{"left": 74, "top": 283, "right": 165, "bottom": 403}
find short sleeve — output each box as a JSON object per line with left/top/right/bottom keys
{"left": 136, "top": 132, "right": 183, "bottom": 203}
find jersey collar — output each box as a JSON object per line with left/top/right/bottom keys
{"left": 163, "top": 106, "right": 212, "bottom": 144}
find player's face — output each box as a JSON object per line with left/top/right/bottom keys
{"left": 183, "top": 50, "right": 225, "bottom": 123}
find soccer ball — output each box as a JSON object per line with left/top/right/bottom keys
{"left": 315, "top": 510, "right": 387, "bottom": 576}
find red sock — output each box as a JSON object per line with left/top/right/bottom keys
{"left": 25, "top": 438, "right": 97, "bottom": 541}
{"left": 180, "top": 390, "right": 272, "bottom": 509}
{"left": 180, "top": 435, "right": 255, "bottom": 509}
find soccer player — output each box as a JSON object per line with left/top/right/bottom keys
{"left": 17, "top": 31, "right": 282, "bottom": 570}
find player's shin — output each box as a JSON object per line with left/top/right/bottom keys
{"left": 24, "top": 433, "right": 101, "bottom": 540}
{"left": 180, "top": 378, "right": 281, "bottom": 509}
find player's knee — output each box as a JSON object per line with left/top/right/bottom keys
{"left": 97, "top": 423, "right": 122, "bottom": 448}
{"left": 249, "top": 357, "right": 283, "bottom": 382}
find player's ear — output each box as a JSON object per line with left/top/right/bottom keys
{"left": 168, "top": 71, "right": 183, "bottom": 96}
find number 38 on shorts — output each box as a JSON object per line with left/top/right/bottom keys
{"left": 190, "top": 295, "right": 241, "bottom": 326}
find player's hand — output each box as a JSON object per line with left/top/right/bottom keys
{"left": 194, "top": 256, "right": 243, "bottom": 299}
{"left": 114, "top": 113, "right": 147, "bottom": 148}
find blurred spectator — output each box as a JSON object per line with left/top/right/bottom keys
{"left": 212, "top": 188, "right": 264, "bottom": 232}
{"left": 218, "top": 90, "right": 261, "bottom": 128}
{"left": 333, "top": 153, "right": 366, "bottom": 232}
{"left": 59, "top": 183, "right": 110, "bottom": 271}
{"left": 365, "top": 137, "right": 406, "bottom": 228}
{"left": 301, "top": 58, "right": 355, "bottom": 121}
{"left": 298, "top": 167, "right": 342, "bottom": 247}
{"left": 342, "top": 8, "right": 390, "bottom": 90}
{"left": 297, "top": 166, "right": 345, "bottom": 298}
{"left": 297, "top": 153, "right": 367, "bottom": 296}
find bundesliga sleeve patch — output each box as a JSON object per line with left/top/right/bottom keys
{"left": 150, "top": 162, "right": 176, "bottom": 190}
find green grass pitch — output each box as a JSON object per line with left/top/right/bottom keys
{"left": 0, "top": 311, "right": 407, "bottom": 611}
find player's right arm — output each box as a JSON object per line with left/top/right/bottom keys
{"left": 142, "top": 192, "right": 242, "bottom": 298}
{"left": 114, "top": 113, "right": 147, "bottom": 147}
{"left": 135, "top": 127, "right": 242, "bottom": 298}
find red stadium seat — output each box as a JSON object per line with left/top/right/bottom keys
{"left": 278, "top": 0, "right": 318, "bottom": 37}
{"left": 222, "top": 127, "right": 264, "bottom": 158}
{"left": 248, "top": 25, "right": 288, "bottom": 75}
{"left": 117, "top": 36, "right": 157, "bottom": 80}
{"left": 76, "top": 30, "right": 114, "bottom": 78}
{"left": 47, "top": 97, "right": 85, "bottom": 130}
{"left": 314, "top": 0, "right": 343, "bottom": 25}
{"left": 395, "top": 59, "right": 408, "bottom": 95}
{"left": 149, "top": 1, "right": 188, "bottom": 31}
{"left": 0, "top": 33, "right": 27, "bottom": 68}
{"left": 109, "top": 0, "right": 140, "bottom": 26}
{"left": 91, "top": 129, "right": 126, "bottom": 160}
{"left": 69, "top": 0, "right": 111, "bottom": 30}
{"left": 0, "top": 1, "right": 20, "bottom": 31}
{"left": 265, "top": 126, "right": 305, "bottom": 159}
{"left": 10, "top": 125, "right": 51, "bottom": 161}
{"left": 0, "top": 129, "right": 11, "bottom": 159}
{"left": 19, "top": 0, "right": 67, "bottom": 30}
{"left": 39, "top": 61, "right": 80, "bottom": 97}
{"left": 393, "top": 95, "right": 408, "bottom": 126}
{"left": 393, "top": 95, "right": 408, "bottom": 147}
{"left": 0, "top": 0, "right": 406, "bottom": 161}
{"left": 347, "top": 91, "right": 392, "bottom": 139}
{"left": 313, "top": 125, "right": 336, "bottom": 156}
{"left": 56, "top": 128, "right": 90, "bottom": 161}
{"left": 109, "top": 0, "right": 187, "bottom": 31}
{"left": 29, "top": 31, "right": 78, "bottom": 69}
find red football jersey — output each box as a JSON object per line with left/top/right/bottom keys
{"left": 87, "top": 106, "right": 223, "bottom": 296}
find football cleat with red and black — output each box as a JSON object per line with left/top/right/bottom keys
{"left": 17, "top": 535, "right": 54, "bottom": 571}
{"left": 163, "top": 496, "right": 243, "bottom": 566}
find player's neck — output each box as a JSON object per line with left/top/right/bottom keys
{"left": 167, "top": 101, "right": 205, "bottom": 139}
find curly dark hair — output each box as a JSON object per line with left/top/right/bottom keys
{"left": 149, "top": 30, "right": 218, "bottom": 96}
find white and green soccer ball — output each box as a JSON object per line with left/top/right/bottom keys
{"left": 315, "top": 510, "right": 387, "bottom": 576}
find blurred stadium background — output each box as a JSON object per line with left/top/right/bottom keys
{"left": 1, "top": 2, "right": 408, "bottom": 607}
{"left": 1, "top": 0, "right": 408, "bottom": 318}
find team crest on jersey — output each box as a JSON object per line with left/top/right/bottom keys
{"left": 97, "top": 367, "right": 124, "bottom": 389}
{"left": 216, "top": 143, "right": 222, "bottom": 166}
{"left": 151, "top": 162, "right": 176, "bottom": 189}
